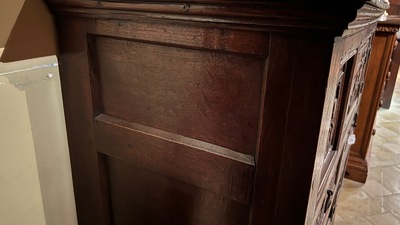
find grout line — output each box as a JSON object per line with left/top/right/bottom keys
{"left": 390, "top": 211, "right": 400, "bottom": 221}
{"left": 365, "top": 212, "right": 400, "bottom": 224}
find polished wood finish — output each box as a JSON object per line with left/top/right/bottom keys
{"left": 346, "top": 16, "right": 400, "bottom": 183}
{"left": 387, "top": 0, "right": 400, "bottom": 15}
{"left": 382, "top": 1, "right": 400, "bottom": 108}
{"left": 382, "top": 37, "right": 400, "bottom": 108}
{"left": 44, "top": 0, "right": 386, "bottom": 224}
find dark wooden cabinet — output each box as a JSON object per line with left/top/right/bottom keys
{"left": 346, "top": 16, "right": 400, "bottom": 183}
{"left": 44, "top": 1, "right": 386, "bottom": 224}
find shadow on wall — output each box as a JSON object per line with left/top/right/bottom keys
{"left": 0, "top": 0, "right": 57, "bottom": 62}
{"left": 0, "top": 0, "right": 24, "bottom": 48}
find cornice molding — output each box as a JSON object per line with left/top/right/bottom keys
{"left": 376, "top": 25, "right": 400, "bottom": 32}
{"left": 44, "top": 0, "right": 385, "bottom": 35}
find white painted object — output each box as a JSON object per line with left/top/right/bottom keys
{"left": 0, "top": 48, "right": 77, "bottom": 225}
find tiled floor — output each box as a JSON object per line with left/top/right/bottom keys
{"left": 334, "top": 77, "right": 400, "bottom": 225}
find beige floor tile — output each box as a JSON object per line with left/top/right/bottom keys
{"left": 335, "top": 213, "right": 344, "bottom": 222}
{"left": 369, "top": 146, "right": 400, "bottom": 167}
{"left": 384, "top": 104, "right": 400, "bottom": 112}
{"left": 392, "top": 110, "right": 400, "bottom": 114}
{"left": 390, "top": 105, "right": 400, "bottom": 111}
{"left": 361, "top": 180, "right": 393, "bottom": 197}
{"left": 333, "top": 217, "right": 374, "bottom": 225}
{"left": 391, "top": 100, "right": 400, "bottom": 106}
{"left": 377, "top": 111, "right": 400, "bottom": 122}
{"left": 375, "top": 117, "right": 386, "bottom": 125}
{"left": 368, "top": 166, "right": 400, "bottom": 194}
{"left": 385, "top": 136, "right": 400, "bottom": 145}
{"left": 335, "top": 192, "right": 386, "bottom": 220}
{"left": 371, "top": 135, "right": 387, "bottom": 148}
{"left": 382, "top": 143, "right": 400, "bottom": 155}
{"left": 375, "top": 126, "right": 398, "bottom": 138}
{"left": 374, "top": 194, "right": 400, "bottom": 220}
{"left": 341, "top": 178, "right": 365, "bottom": 189}
{"left": 366, "top": 213, "right": 400, "bottom": 225}
{"left": 369, "top": 161, "right": 379, "bottom": 170}
{"left": 381, "top": 122, "right": 400, "bottom": 134}
{"left": 337, "top": 187, "right": 369, "bottom": 202}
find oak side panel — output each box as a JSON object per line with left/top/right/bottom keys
{"left": 86, "top": 18, "right": 266, "bottom": 225}
{"left": 252, "top": 33, "right": 333, "bottom": 225}
{"left": 45, "top": 2, "right": 384, "bottom": 225}
{"left": 55, "top": 16, "right": 109, "bottom": 225}
{"left": 95, "top": 114, "right": 255, "bottom": 204}
{"left": 106, "top": 157, "right": 251, "bottom": 225}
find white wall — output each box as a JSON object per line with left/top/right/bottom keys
{"left": 0, "top": 50, "right": 77, "bottom": 225}
{"left": 0, "top": 53, "right": 46, "bottom": 225}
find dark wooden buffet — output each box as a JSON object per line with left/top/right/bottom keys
{"left": 43, "top": 0, "right": 388, "bottom": 224}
